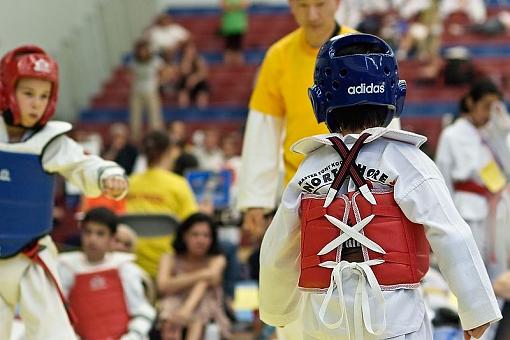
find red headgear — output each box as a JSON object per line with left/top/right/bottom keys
{"left": 0, "top": 45, "right": 59, "bottom": 127}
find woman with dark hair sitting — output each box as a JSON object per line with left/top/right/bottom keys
{"left": 156, "top": 213, "right": 232, "bottom": 340}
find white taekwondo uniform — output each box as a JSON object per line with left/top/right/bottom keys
{"left": 259, "top": 127, "right": 501, "bottom": 340}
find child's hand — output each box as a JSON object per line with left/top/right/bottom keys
{"left": 464, "top": 323, "right": 490, "bottom": 339}
{"left": 101, "top": 175, "right": 128, "bottom": 200}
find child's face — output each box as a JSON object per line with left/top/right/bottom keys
{"left": 184, "top": 222, "right": 212, "bottom": 257}
{"left": 111, "top": 227, "right": 136, "bottom": 253}
{"left": 469, "top": 93, "right": 500, "bottom": 127}
{"left": 15, "top": 77, "right": 52, "bottom": 128}
{"left": 81, "top": 221, "right": 112, "bottom": 262}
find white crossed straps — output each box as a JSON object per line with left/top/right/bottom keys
{"left": 317, "top": 213, "right": 387, "bottom": 338}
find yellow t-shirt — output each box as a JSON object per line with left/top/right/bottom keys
{"left": 250, "top": 26, "right": 355, "bottom": 183}
{"left": 127, "top": 168, "right": 198, "bottom": 219}
{"left": 126, "top": 168, "right": 199, "bottom": 276}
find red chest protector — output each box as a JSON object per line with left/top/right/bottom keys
{"left": 69, "top": 268, "right": 130, "bottom": 340}
{"left": 299, "top": 191, "right": 430, "bottom": 289}
{"left": 298, "top": 134, "right": 430, "bottom": 290}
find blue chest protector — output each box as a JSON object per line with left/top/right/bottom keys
{"left": 0, "top": 121, "right": 71, "bottom": 258}
{"left": 0, "top": 150, "right": 55, "bottom": 258}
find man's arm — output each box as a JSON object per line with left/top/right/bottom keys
{"left": 237, "top": 109, "right": 284, "bottom": 211}
{"left": 238, "top": 109, "right": 284, "bottom": 232}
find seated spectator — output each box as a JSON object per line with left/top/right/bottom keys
{"left": 149, "top": 13, "right": 191, "bottom": 55}
{"left": 396, "top": 0, "right": 441, "bottom": 62}
{"left": 111, "top": 223, "right": 138, "bottom": 253}
{"left": 126, "top": 130, "right": 199, "bottom": 277}
{"left": 129, "top": 39, "right": 164, "bottom": 142}
{"left": 220, "top": 0, "right": 249, "bottom": 65}
{"left": 177, "top": 42, "right": 210, "bottom": 109}
{"left": 215, "top": 133, "right": 243, "bottom": 226}
{"left": 173, "top": 140, "right": 200, "bottom": 177}
{"left": 439, "top": 0, "right": 488, "bottom": 37}
{"left": 159, "top": 48, "right": 181, "bottom": 101}
{"left": 58, "top": 207, "right": 155, "bottom": 340}
{"left": 111, "top": 223, "right": 157, "bottom": 305}
{"left": 193, "top": 129, "right": 224, "bottom": 171}
{"left": 221, "top": 133, "right": 242, "bottom": 180}
{"left": 167, "top": 121, "right": 200, "bottom": 176}
{"left": 442, "top": 47, "right": 475, "bottom": 86}
{"left": 336, "top": 0, "right": 402, "bottom": 40}
{"left": 103, "top": 123, "right": 139, "bottom": 175}
{"left": 439, "top": 0, "right": 486, "bottom": 25}
{"left": 168, "top": 120, "right": 189, "bottom": 146}
{"left": 157, "top": 213, "right": 232, "bottom": 340}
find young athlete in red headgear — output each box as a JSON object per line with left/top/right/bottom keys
{"left": 258, "top": 33, "right": 501, "bottom": 339}
{"left": 0, "top": 45, "right": 128, "bottom": 339}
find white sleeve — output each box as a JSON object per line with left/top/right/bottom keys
{"left": 434, "top": 132, "right": 454, "bottom": 193}
{"left": 119, "top": 263, "right": 156, "bottom": 338}
{"left": 259, "top": 182, "right": 302, "bottom": 326}
{"left": 57, "top": 262, "right": 75, "bottom": 298}
{"left": 397, "top": 178, "right": 502, "bottom": 330}
{"left": 42, "top": 135, "right": 125, "bottom": 197}
{"left": 237, "top": 109, "right": 283, "bottom": 210}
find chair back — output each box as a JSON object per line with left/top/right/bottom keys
{"left": 118, "top": 214, "right": 179, "bottom": 237}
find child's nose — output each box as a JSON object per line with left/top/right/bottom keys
{"left": 307, "top": 6, "right": 320, "bottom": 21}
{"left": 31, "top": 98, "right": 40, "bottom": 108}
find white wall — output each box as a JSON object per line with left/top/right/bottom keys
{"left": 0, "top": 0, "right": 158, "bottom": 122}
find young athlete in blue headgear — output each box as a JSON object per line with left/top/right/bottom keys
{"left": 258, "top": 33, "right": 501, "bottom": 339}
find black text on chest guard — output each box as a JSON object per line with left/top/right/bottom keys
{"left": 299, "top": 162, "right": 389, "bottom": 193}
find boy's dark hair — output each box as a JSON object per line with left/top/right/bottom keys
{"left": 468, "top": 78, "right": 502, "bottom": 103}
{"left": 142, "top": 130, "right": 171, "bottom": 166}
{"left": 82, "top": 207, "right": 118, "bottom": 235}
{"left": 173, "top": 213, "right": 222, "bottom": 256}
{"left": 329, "top": 105, "right": 389, "bottom": 132}
{"left": 458, "top": 94, "right": 469, "bottom": 116}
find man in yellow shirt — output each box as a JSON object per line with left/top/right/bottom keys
{"left": 238, "top": 0, "right": 356, "bottom": 231}
{"left": 238, "top": 2, "right": 353, "bottom": 338}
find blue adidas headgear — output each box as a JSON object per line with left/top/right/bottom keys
{"left": 308, "top": 33, "right": 407, "bottom": 131}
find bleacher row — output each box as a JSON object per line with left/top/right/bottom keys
{"left": 79, "top": 4, "right": 510, "bottom": 154}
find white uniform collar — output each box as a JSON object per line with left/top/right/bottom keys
{"left": 0, "top": 116, "right": 72, "bottom": 143}
{"left": 292, "top": 127, "right": 427, "bottom": 155}
{"left": 59, "top": 251, "right": 135, "bottom": 273}
{"left": 0, "top": 117, "right": 6, "bottom": 142}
